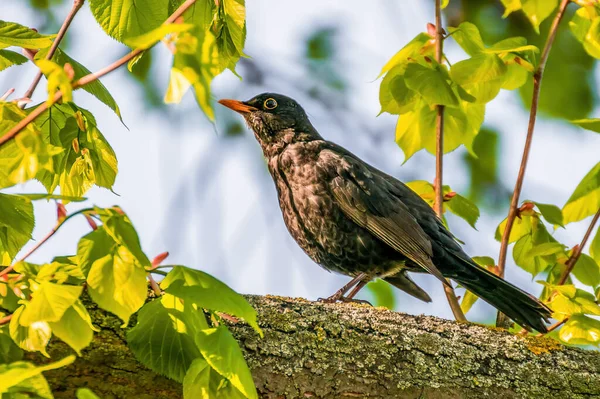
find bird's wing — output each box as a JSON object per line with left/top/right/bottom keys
{"left": 324, "top": 149, "right": 448, "bottom": 285}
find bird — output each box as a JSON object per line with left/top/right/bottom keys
{"left": 218, "top": 92, "right": 551, "bottom": 332}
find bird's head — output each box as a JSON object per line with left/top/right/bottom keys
{"left": 219, "top": 93, "right": 321, "bottom": 156}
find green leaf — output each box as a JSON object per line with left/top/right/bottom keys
{"left": 0, "top": 49, "right": 28, "bottom": 72}
{"left": 572, "top": 253, "right": 600, "bottom": 287}
{"left": 445, "top": 192, "right": 480, "bottom": 229}
{"left": 35, "top": 59, "right": 73, "bottom": 104}
{"left": 0, "top": 326, "right": 23, "bottom": 364}
{"left": 9, "top": 306, "right": 52, "bottom": 356}
{"left": 77, "top": 388, "right": 102, "bottom": 399}
{"left": 0, "top": 193, "right": 34, "bottom": 265}
{"left": 460, "top": 290, "right": 479, "bottom": 314}
{"left": 127, "top": 294, "right": 206, "bottom": 382}
{"left": 512, "top": 220, "right": 555, "bottom": 277}
{"left": 162, "top": 266, "right": 262, "bottom": 335}
{"left": 0, "top": 356, "right": 75, "bottom": 396}
{"left": 583, "top": 16, "right": 600, "bottom": 59}
{"left": 485, "top": 37, "right": 539, "bottom": 55}
{"left": 450, "top": 53, "right": 507, "bottom": 103}
{"left": 95, "top": 207, "right": 151, "bottom": 267}
{"left": 501, "top": 63, "right": 530, "bottom": 90}
{"left": 20, "top": 281, "right": 82, "bottom": 325}
{"left": 88, "top": 0, "right": 170, "bottom": 42}
{"left": 16, "top": 193, "right": 86, "bottom": 202}
{"left": 472, "top": 256, "right": 495, "bottom": 267}
{"left": 521, "top": 0, "right": 559, "bottom": 34}
{"left": 500, "top": 0, "right": 522, "bottom": 18}
{"left": 562, "top": 161, "right": 600, "bottom": 225}
{"left": 0, "top": 102, "right": 62, "bottom": 188}
{"left": 526, "top": 242, "right": 566, "bottom": 257}
{"left": 379, "top": 33, "right": 432, "bottom": 76}
{"left": 36, "top": 48, "right": 123, "bottom": 122}
{"left": 590, "top": 226, "right": 600, "bottom": 264}
{"left": 35, "top": 103, "right": 118, "bottom": 198}
{"left": 532, "top": 201, "right": 564, "bottom": 227}
{"left": 123, "top": 23, "right": 194, "bottom": 50}
{"left": 48, "top": 300, "right": 96, "bottom": 355}
{"left": 183, "top": 357, "right": 246, "bottom": 399}
{"left": 77, "top": 228, "right": 115, "bottom": 278}
{"left": 495, "top": 214, "right": 533, "bottom": 243}
{"left": 569, "top": 6, "right": 595, "bottom": 43}
{"left": 559, "top": 314, "right": 600, "bottom": 346}
{"left": 0, "top": 20, "right": 55, "bottom": 49}
{"left": 195, "top": 326, "right": 257, "bottom": 399}
{"left": 404, "top": 62, "right": 459, "bottom": 107}
{"left": 447, "top": 22, "right": 485, "bottom": 56}
{"left": 379, "top": 65, "right": 418, "bottom": 115}
{"left": 86, "top": 244, "right": 147, "bottom": 324}
{"left": 365, "top": 279, "right": 395, "bottom": 309}
{"left": 571, "top": 118, "right": 600, "bottom": 133}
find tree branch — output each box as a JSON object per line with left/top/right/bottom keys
{"left": 0, "top": 0, "right": 198, "bottom": 147}
{"left": 433, "top": 0, "right": 466, "bottom": 323}
{"left": 30, "top": 295, "right": 600, "bottom": 398}
{"left": 496, "top": 0, "right": 571, "bottom": 327}
{"left": 0, "top": 207, "right": 95, "bottom": 277}
{"left": 557, "top": 207, "right": 600, "bottom": 285}
{"left": 19, "top": 0, "right": 85, "bottom": 108}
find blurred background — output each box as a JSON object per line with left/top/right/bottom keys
{"left": 1, "top": 0, "right": 599, "bottom": 325}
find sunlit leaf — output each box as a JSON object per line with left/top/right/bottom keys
{"left": 19, "top": 281, "right": 82, "bottom": 325}
{"left": 0, "top": 326, "right": 23, "bottom": 364}
{"left": 583, "top": 16, "right": 600, "bottom": 59}
{"left": 450, "top": 53, "right": 506, "bottom": 103}
{"left": 572, "top": 253, "right": 600, "bottom": 287}
{"left": 123, "top": 23, "right": 194, "bottom": 50}
{"left": 35, "top": 59, "right": 73, "bottom": 105}
{"left": 127, "top": 294, "right": 206, "bottom": 382}
{"left": 500, "top": 0, "right": 522, "bottom": 18}
{"left": 590, "top": 226, "right": 600, "bottom": 264}
{"left": 48, "top": 300, "right": 96, "bottom": 355}
{"left": 162, "top": 266, "right": 261, "bottom": 335}
{"left": 0, "top": 193, "right": 34, "bottom": 265}
{"left": 379, "top": 65, "right": 418, "bottom": 115}
{"left": 559, "top": 314, "right": 600, "bottom": 346}
{"left": 521, "top": 0, "right": 559, "bottom": 34}
{"left": 485, "top": 37, "right": 539, "bottom": 54}
{"left": 36, "top": 48, "right": 123, "bottom": 122}
{"left": 88, "top": 0, "right": 169, "bottom": 42}
{"left": 379, "top": 33, "right": 433, "bottom": 77}
{"left": 445, "top": 192, "right": 480, "bottom": 229}
{"left": 0, "top": 356, "right": 75, "bottom": 396}
{"left": 532, "top": 201, "right": 564, "bottom": 227}
{"left": 9, "top": 306, "right": 51, "bottom": 356}
{"left": 77, "top": 388, "right": 102, "bottom": 399}
{"left": 195, "top": 326, "right": 257, "bottom": 399}
{"left": 0, "top": 20, "right": 55, "bottom": 49}
{"left": 183, "top": 357, "right": 246, "bottom": 399}
{"left": 571, "top": 118, "right": 600, "bottom": 133}
{"left": 562, "top": 161, "right": 600, "bottom": 225}
{"left": 0, "top": 49, "right": 28, "bottom": 72}
{"left": 448, "top": 22, "right": 485, "bottom": 56}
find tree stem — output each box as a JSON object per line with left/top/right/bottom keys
{"left": 496, "top": 0, "right": 571, "bottom": 327}
{"left": 433, "top": 0, "right": 466, "bottom": 322}
{"left": 0, "top": 0, "right": 198, "bottom": 147}
{"left": 557, "top": 207, "right": 600, "bottom": 286}
{"left": 20, "top": 0, "right": 85, "bottom": 108}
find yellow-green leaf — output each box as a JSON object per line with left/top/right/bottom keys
{"left": 562, "top": 161, "right": 600, "bottom": 225}
{"left": 0, "top": 49, "right": 28, "bottom": 72}
{"left": 0, "top": 20, "right": 55, "bottom": 49}
{"left": 571, "top": 118, "right": 600, "bottom": 133}
{"left": 447, "top": 22, "right": 485, "bottom": 56}
{"left": 559, "top": 314, "right": 600, "bottom": 346}
{"left": 9, "top": 306, "right": 51, "bottom": 356}
{"left": 20, "top": 282, "right": 82, "bottom": 325}
{"left": 123, "top": 23, "right": 194, "bottom": 50}
{"left": 35, "top": 59, "right": 73, "bottom": 105}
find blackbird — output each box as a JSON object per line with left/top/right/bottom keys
{"left": 219, "top": 93, "right": 551, "bottom": 332}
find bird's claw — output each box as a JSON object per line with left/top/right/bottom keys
{"left": 317, "top": 296, "right": 372, "bottom": 306}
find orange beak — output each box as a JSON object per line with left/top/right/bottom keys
{"left": 218, "top": 99, "right": 258, "bottom": 114}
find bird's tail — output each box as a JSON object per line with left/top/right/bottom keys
{"left": 445, "top": 251, "right": 551, "bottom": 333}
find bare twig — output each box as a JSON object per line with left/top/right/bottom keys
{"left": 20, "top": 0, "right": 86, "bottom": 108}
{"left": 0, "top": 0, "right": 198, "bottom": 147}
{"left": 1, "top": 88, "right": 15, "bottom": 101}
{"left": 0, "top": 207, "right": 95, "bottom": 277}
{"left": 496, "top": 0, "right": 571, "bottom": 327}
{"left": 0, "top": 314, "right": 12, "bottom": 326}
{"left": 557, "top": 208, "right": 600, "bottom": 285}
{"left": 432, "top": 0, "right": 466, "bottom": 323}
{"left": 538, "top": 317, "right": 568, "bottom": 337}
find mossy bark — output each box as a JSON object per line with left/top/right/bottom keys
{"left": 28, "top": 295, "right": 600, "bottom": 399}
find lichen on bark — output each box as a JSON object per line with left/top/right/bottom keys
{"left": 27, "top": 295, "right": 600, "bottom": 399}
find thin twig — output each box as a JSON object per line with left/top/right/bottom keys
{"left": 496, "top": 0, "right": 571, "bottom": 327}
{"left": 1, "top": 88, "right": 15, "bottom": 101}
{"left": 433, "top": 0, "right": 466, "bottom": 322}
{"left": 0, "top": 314, "right": 12, "bottom": 326}
{"left": 0, "top": 0, "right": 198, "bottom": 147}
{"left": 557, "top": 208, "right": 600, "bottom": 285}
{"left": 20, "top": 0, "right": 85, "bottom": 109}
{"left": 0, "top": 207, "right": 95, "bottom": 277}
{"left": 537, "top": 317, "right": 568, "bottom": 337}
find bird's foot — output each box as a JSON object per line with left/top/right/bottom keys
{"left": 317, "top": 295, "right": 372, "bottom": 306}
{"left": 339, "top": 297, "right": 372, "bottom": 306}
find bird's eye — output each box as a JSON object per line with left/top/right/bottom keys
{"left": 264, "top": 98, "right": 278, "bottom": 110}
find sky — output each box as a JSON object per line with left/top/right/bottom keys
{"left": 1, "top": 0, "right": 599, "bottom": 323}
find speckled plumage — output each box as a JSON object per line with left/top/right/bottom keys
{"left": 220, "top": 93, "right": 551, "bottom": 332}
